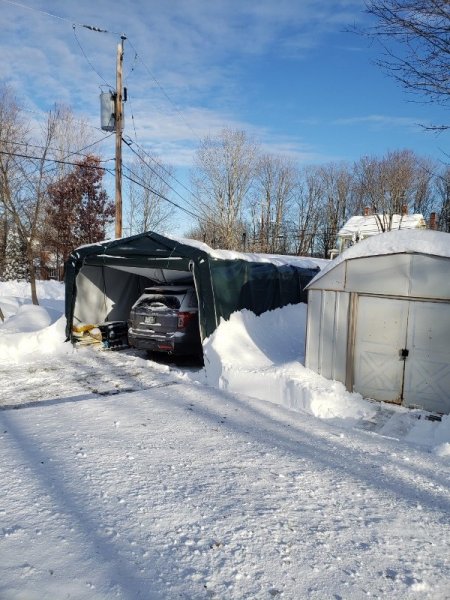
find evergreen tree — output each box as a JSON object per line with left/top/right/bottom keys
{"left": 2, "top": 225, "right": 29, "bottom": 281}
{"left": 0, "top": 212, "right": 7, "bottom": 277}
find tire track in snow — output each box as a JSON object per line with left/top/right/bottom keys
{"left": 0, "top": 347, "right": 182, "bottom": 409}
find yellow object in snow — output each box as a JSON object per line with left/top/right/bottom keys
{"left": 72, "top": 323, "right": 97, "bottom": 334}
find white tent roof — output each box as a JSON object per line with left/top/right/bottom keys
{"left": 338, "top": 213, "right": 425, "bottom": 240}
{"left": 309, "top": 229, "right": 450, "bottom": 286}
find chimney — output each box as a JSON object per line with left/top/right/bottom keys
{"left": 363, "top": 207, "right": 371, "bottom": 216}
{"left": 401, "top": 204, "right": 408, "bottom": 215}
{"left": 429, "top": 212, "right": 437, "bottom": 230}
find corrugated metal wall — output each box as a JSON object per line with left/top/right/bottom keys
{"left": 305, "top": 289, "right": 349, "bottom": 383}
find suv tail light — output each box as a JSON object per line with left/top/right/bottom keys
{"left": 177, "top": 312, "right": 195, "bottom": 329}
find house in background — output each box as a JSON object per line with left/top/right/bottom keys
{"left": 330, "top": 207, "right": 427, "bottom": 259}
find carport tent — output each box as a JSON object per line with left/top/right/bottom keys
{"left": 65, "top": 231, "right": 320, "bottom": 341}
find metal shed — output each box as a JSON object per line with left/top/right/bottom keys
{"left": 305, "top": 229, "right": 450, "bottom": 414}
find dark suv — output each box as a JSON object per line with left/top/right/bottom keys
{"left": 128, "top": 286, "right": 202, "bottom": 356}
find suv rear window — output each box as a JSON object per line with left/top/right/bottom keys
{"left": 185, "top": 291, "right": 198, "bottom": 309}
{"left": 137, "top": 295, "right": 181, "bottom": 310}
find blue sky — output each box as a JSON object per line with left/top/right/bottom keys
{"left": 1, "top": 0, "right": 448, "bottom": 231}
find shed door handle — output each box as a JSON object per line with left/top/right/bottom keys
{"left": 400, "top": 348, "right": 409, "bottom": 359}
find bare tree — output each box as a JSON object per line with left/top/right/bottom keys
{"left": 8, "top": 107, "right": 61, "bottom": 302}
{"left": 436, "top": 165, "right": 450, "bottom": 231}
{"left": 250, "top": 154, "right": 297, "bottom": 253}
{"left": 352, "top": 155, "right": 381, "bottom": 215}
{"left": 410, "top": 155, "right": 437, "bottom": 218}
{"left": 292, "top": 166, "right": 323, "bottom": 256}
{"left": 315, "top": 163, "right": 354, "bottom": 258}
{"left": 361, "top": 0, "right": 450, "bottom": 128}
{"left": 192, "top": 128, "right": 258, "bottom": 250}
{"left": 353, "top": 149, "right": 432, "bottom": 231}
{"left": 0, "top": 85, "right": 104, "bottom": 302}
{"left": 125, "top": 155, "right": 174, "bottom": 235}
{"left": 0, "top": 86, "right": 39, "bottom": 301}
{"left": 380, "top": 149, "right": 416, "bottom": 214}
{"left": 0, "top": 89, "right": 22, "bottom": 280}
{"left": 0, "top": 206, "right": 6, "bottom": 276}
{"left": 51, "top": 105, "right": 94, "bottom": 179}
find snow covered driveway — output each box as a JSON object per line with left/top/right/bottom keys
{"left": 1, "top": 348, "right": 450, "bottom": 599}
{"left": 0, "top": 348, "right": 182, "bottom": 408}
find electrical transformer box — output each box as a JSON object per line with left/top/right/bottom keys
{"left": 100, "top": 92, "right": 115, "bottom": 131}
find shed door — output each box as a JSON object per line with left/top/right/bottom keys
{"left": 353, "top": 296, "right": 408, "bottom": 403}
{"left": 354, "top": 296, "right": 450, "bottom": 413}
{"left": 403, "top": 301, "right": 450, "bottom": 413}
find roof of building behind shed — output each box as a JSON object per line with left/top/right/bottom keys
{"left": 338, "top": 213, "right": 426, "bottom": 240}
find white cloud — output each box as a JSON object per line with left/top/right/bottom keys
{"left": 0, "top": 0, "right": 373, "bottom": 173}
{"left": 121, "top": 103, "right": 323, "bottom": 168}
{"left": 2, "top": 0, "right": 366, "bottom": 105}
{"left": 332, "top": 114, "right": 426, "bottom": 130}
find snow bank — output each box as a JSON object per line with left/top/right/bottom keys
{"left": 201, "top": 304, "right": 450, "bottom": 453}
{"left": 0, "top": 281, "right": 70, "bottom": 363}
{"left": 1, "top": 303, "right": 52, "bottom": 333}
{"left": 0, "top": 279, "right": 65, "bottom": 300}
{"left": 202, "top": 305, "right": 376, "bottom": 421}
{"left": 0, "top": 314, "right": 72, "bottom": 363}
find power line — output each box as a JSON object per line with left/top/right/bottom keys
{"left": 121, "top": 99, "right": 228, "bottom": 226}
{"left": 124, "top": 49, "right": 139, "bottom": 84}
{"left": 0, "top": 133, "right": 204, "bottom": 226}
{"left": 0, "top": 134, "right": 114, "bottom": 163}
{"left": 3, "top": 0, "right": 120, "bottom": 92}
{"left": 123, "top": 135, "right": 193, "bottom": 198}
{"left": 122, "top": 164, "right": 201, "bottom": 221}
{"left": 3, "top": 3, "right": 204, "bottom": 218}
{"left": 115, "top": 44, "right": 216, "bottom": 218}
{"left": 72, "top": 25, "right": 112, "bottom": 88}
{"left": 3, "top": 0, "right": 199, "bottom": 143}
{"left": 119, "top": 165, "right": 201, "bottom": 222}
{"left": 39, "top": 134, "right": 115, "bottom": 180}
{"left": 122, "top": 136, "right": 235, "bottom": 229}
{"left": 19, "top": 106, "right": 115, "bottom": 138}
{"left": 126, "top": 38, "right": 202, "bottom": 145}
{"left": 0, "top": 149, "right": 112, "bottom": 170}
{"left": 122, "top": 95, "right": 139, "bottom": 142}
{"left": 0, "top": 0, "right": 121, "bottom": 34}
{"left": 0, "top": 133, "right": 114, "bottom": 184}
{"left": 120, "top": 120, "right": 223, "bottom": 217}
{"left": 122, "top": 137, "right": 202, "bottom": 216}
{"left": 121, "top": 152, "right": 234, "bottom": 235}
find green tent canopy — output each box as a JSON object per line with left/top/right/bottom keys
{"left": 65, "top": 231, "right": 321, "bottom": 342}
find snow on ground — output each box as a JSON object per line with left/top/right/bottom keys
{"left": 199, "top": 306, "right": 450, "bottom": 455}
{"left": 1, "top": 281, "right": 450, "bottom": 599}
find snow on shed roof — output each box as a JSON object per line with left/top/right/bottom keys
{"left": 309, "top": 229, "right": 450, "bottom": 286}
{"left": 338, "top": 213, "right": 425, "bottom": 239}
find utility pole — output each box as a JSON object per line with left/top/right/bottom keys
{"left": 115, "top": 35, "right": 126, "bottom": 238}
